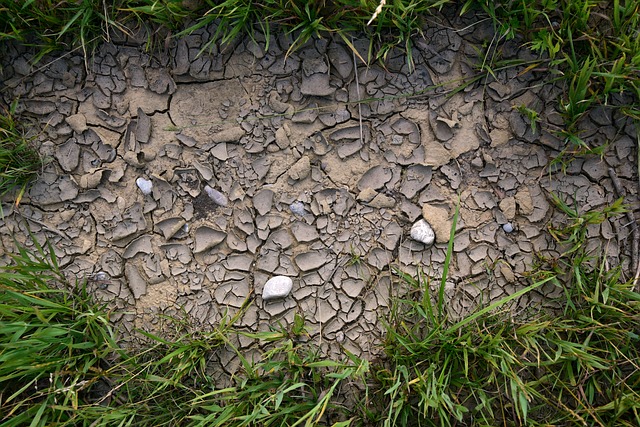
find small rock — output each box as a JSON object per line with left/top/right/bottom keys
{"left": 262, "top": 276, "right": 294, "bottom": 301}
{"left": 290, "top": 201, "right": 307, "bottom": 216}
{"left": 410, "top": 219, "right": 435, "bottom": 246}
{"left": 136, "top": 177, "right": 153, "bottom": 195}
{"left": 503, "top": 223, "right": 514, "bottom": 233}
{"left": 204, "top": 185, "right": 228, "bottom": 206}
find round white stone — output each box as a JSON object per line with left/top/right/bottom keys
{"left": 262, "top": 276, "right": 293, "bottom": 301}
{"left": 136, "top": 177, "right": 153, "bottom": 195}
{"left": 410, "top": 219, "right": 435, "bottom": 246}
{"left": 503, "top": 223, "right": 514, "bottom": 233}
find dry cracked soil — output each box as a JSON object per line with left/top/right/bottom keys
{"left": 1, "top": 12, "right": 638, "bottom": 383}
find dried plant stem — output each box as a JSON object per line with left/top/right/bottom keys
{"left": 367, "top": 0, "right": 386, "bottom": 26}
{"left": 608, "top": 167, "right": 639, "bottom": 285}
{"left": 352, "top": 39, "right": 364, "bottom": 147}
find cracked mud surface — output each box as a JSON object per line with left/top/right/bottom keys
{"left": 1, "top": 13, "right": 638, "bottom": 379}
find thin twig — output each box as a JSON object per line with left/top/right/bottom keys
{"left": 608, "top": 167, "right": 639, "bottom": 286}
{"left": 351, "top": 38, "right": 364, "bottom": 147}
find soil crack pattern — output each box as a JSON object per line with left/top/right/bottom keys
{"left": 1, "top": 17, "right": 637, "bottom": 373}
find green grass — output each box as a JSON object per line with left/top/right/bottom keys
{"left": 0, "top": 238, "right": 368, "bottom": 427}
{"left": 1, "top": 1, "right": 639, "bottom": 425}
{"left": 3, "top": 199, "right": 637, "bottom": 426}
{"left": 0, "top": 100, "right": 42, "bottom": 206}
{"left": 466, "top": 0, "right": 640, "bottom": 143}
{"left": 1, "top": 0, "right": 637, "bottom": 146}
{"left": 374, "top": 198, "right": 640, "bottom": 426}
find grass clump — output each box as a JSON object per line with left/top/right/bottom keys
{"left": 0, "top": 100, "right": 42, "bottom": 205}
{"left": 467, "top": 0, "right": 640, "bottom": 138}
{"left": 0, "top": 238, "right": 367, "bottom": 427}
{"left": 376, "top": 201, "right": 640, "bottom": 426}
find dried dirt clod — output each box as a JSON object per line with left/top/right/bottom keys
{"left": 65, "top": 113, "right": 88, "bottom": 133}
{"left": 253, "top": 189, "right": 274, "bottom": 216}
{"left": 291, "top": 221, "right": 319, "bottom": 243}
{"left": 294, "top": 251, "right": 331, "bottom": 272}
{"left": 125, "top": 264, "right": 147, "bottom": 299}
{"left": 55, "top": 139, "right": 81, "bottom": 172}
{"left": 288, "top": 156, "right": 311, "bottom": 181}
{"left": 421, "top": 203, "right": 453, "bottom": 244}
{"left": 358, "top": 165, "right": 392, "bottom": 191}
{"left": 301, "top": 73, "right": 335, "bottom": 97}
{"left": 499, "top": 197, "right": 516, "bottom": 220}
{"left": 212, "top": 126, "right": 245, "bottom": 144}
{"left": 193, "top": 226, "right": 226, "bottom": 253}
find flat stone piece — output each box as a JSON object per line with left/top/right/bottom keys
{"left": 294, "top": 250, "right": 331, "bottom": 272}
{"left": 262, "top": 275, "right": 293, "bottom": 301}
{"left": 193, "top": 226, "right": 226, "bottom": 253}
{"left": 410, "top": 219, "right": 435, "bottom": 246}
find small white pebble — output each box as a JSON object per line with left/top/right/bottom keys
{"left": 503, "top": 223, "right": 514, "bottom": 233}
{"left": 136, "top": 177, "right": 153, "bottom": 195}
{"left": 204, "top": 185, "right": 228, "bottom": 207}
{"left": 262, "top": 276, "right": 293, "bottom": 301}
{"left": 410, "top": 219, "right": 435, "bottom": 246}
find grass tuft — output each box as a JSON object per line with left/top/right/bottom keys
{"left": 0, "top": 100, "right": 42, "bottom": 206}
